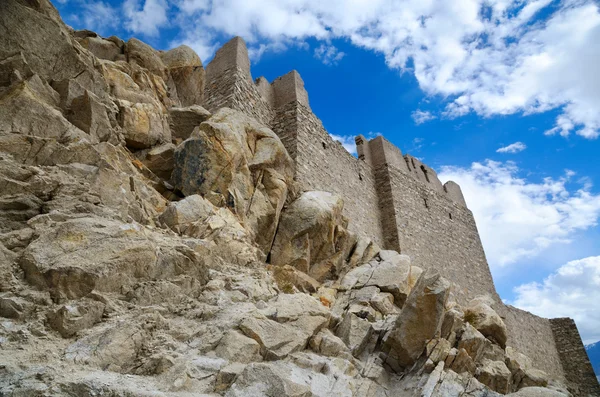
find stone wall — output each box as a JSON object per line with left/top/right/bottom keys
{"left": 381, "top": 163, "right": 498, "bottom": 304}
{"left": 499, "top": 306, "right": 566, "bottom": 382}
{"left": 291, "top": 102, "right": 384, "bottom": 245}
{"left": 550, "top": 318, "right": 600, "bottom": 396}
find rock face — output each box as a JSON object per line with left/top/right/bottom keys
{"left": 172, "top": 108, "right": 294, "bottom": 256}
{"left": 0, "top": 1, "right": 577, "bottom": 396}
{"left": 383, "top": 272, "right": 450, "bottom": 370}
{"left": 270, "top": 191, "right": 354, "bottom": 282}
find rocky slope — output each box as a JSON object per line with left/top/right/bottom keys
{"left": 0, "top": 0, "right": 574, "bottom": 396}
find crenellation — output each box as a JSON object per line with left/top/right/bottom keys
{"left": 444, "top": 180, "right": 467, "bottom": 207}
{"left": 205, "top": 36, "right": 251, "bottom": 83}
{"left": 254, "top": 76, "right": 274, "bottom": 107}
{"left": 271, "top": 70, "right": 310, "bottom": 109}
{"left": 201, "top": 36, "right": 598, "bottom": 395}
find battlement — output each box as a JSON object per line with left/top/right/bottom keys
{"left": 199, "top": 37, "right": 598, "bottom": 393}
{"left": 357, "top": 134, "right": 465, "bottom": 205}
{"left": 205, "top": 36, "right": 251, "bottom": 82}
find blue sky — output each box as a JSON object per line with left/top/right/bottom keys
{"left": 55, "top": 0, "right": 600, "bottom": 344}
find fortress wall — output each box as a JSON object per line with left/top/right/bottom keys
{"left": 550, "top": 318, "right": 600, "bottom": 396}
{"left": 291, "top": 102, "right": 384, "bottom": 245}
{"left": 204, "top": 37, "right": 272, "bottom": 125}
{"left": 271, "top": 101, "right": 299, "bottom": 161}
{"left": 383, "top": 163, "right": 498, "bottom": 304}
{"left": 497, "top": 305, "right": 566, "bottom": 381}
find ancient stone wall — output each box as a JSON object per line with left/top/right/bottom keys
{"left": 291, "top": 102, "right": 384, "bottom": 245}
{"left": 499, "top": 306, "right": 566, "bottom": 382}
{"left": 381, "top": 163, "right": 498, "bottom": 304}
{"left": 550, "top": 318, "right": 600, "bottom": 396}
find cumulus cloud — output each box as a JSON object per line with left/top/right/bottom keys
{"left": 497, "top": 142, "right": 527, "bottom": 154}
{"left": 512, "top": 255, "right": 600, "bottom": 344}
{"left": 314, "top": 44, "right": 345, "bottom": 65}
{"left": 412, "top": 110, "right": 436, "bottom": 125}
{"left": 68, "top": 1, "right": 120, "bottom": 34}
{"left": 123, "top": 0, "right": 169, "bottom": 37}
{"left": 329, "top": 134, "right": 357, "bottom": 155}
{"left": 158, "top": 0, "right": 600, "bottom": 139}
{"left": 439, "top": 161, "right": 600, "bottom": 268}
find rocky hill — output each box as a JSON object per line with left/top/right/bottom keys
{"left": 0, "top": 0, "right": 585, "bottom": 396}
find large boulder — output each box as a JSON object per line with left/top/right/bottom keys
{"left": 464, "top": 300, "right": 508, "bottom": 348}
{"left": 477, "top": 359, "right": 512, "bottom": 394}
{"left": 118, "top": 101, "right": 171, "bottom": 149}
{"left": 161, "top": 45, "right": 205, "bottom": 107}
{"left": 340, "top": 251, "right": 422, "bottom": 308}
{"left": 270, "top": 191, "right": 354, "bottom": 282}
{"left": 169, "top": 105, "right": 211, "bottom": 142}
{"left": 382, "top": 272, "right": 450, "bottom": 370}
{"left": 505, "top": 347, "right": 549, "bottom": 391}
{"left": 172, "top": 108, "right": 294, "bottom": 255}
{"left": 159, "top": 194, "right": 262, "bottom": 265}
{"left": 19, "top": 216, "right": 208, "bottom": 302}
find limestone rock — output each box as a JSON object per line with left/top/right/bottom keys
{"left": 47, "top": 298, "right": 105, "bottom": 337}
{"left": 159, "top": 194, "right": 261, "bottom": 265}
{"left": 383, "top": 272, "right": 450, "bottom": 370}
{"left": 239, "top": 314, "right": 326, "bottom": 360}
{"left": 505, "top": 347, "right": 549, "bottom": 390}
{"left": 118, "top": 101, "right": 171, "bottom": 149}
{"left": 336, "top": 312, "right": 373, "bottom": 357}
{"left": 270, "top": 265, "right": 321, "bottom": 293}
{"left": 348, "top": 237, "right": 380, "bottom": 268}
{"left": 310, "top": 329, "right": 350, "bottom": 358}
{"left": 169, "top": 105, "right": 211, "bottom": 141}
{"left": 79, "top": 36, "right": 122, "bottom": 61}
{"left": 465, "top": 300, "right": 508, "bottom": 348}
{"left": 68, "top": 90, "right": 116, "bottom": 144}
{"left": 477, "top": 359, "right": 512, "bottom": 394}
{"left": 260, "top": 293, "right": 330, "bottom": 322}
{"left": 270, "top": 191, "right": 352, "bottom": 282}
{"left": 0, "top": 0, "right": 107, "bottom": 97}
{"left": 425, "top": 338, "right": 452, "bottom": 364}
{"left": 136, "top": 143, "right": 175, "bottom": 180}
{"left": 458, "top": 323, "right": 491, "bottom": 362}
{"left": 0, "top": 78, "right": 86, "bottom": 140}
{"left": 65, "top": 320, "right": 146, "bottom": 373}
{"left": 125, "top": 38, "right": 167, "bottom": 79}
{"left": 161, "top": 45, "right": 205, "bottom": 107}
{"left": 20, "top": 216, "right": 208, "bottom": 302}
{"left": 215, "top": 330, "right": 261, "bottom": 364}
{"left": 172, "top": 108, "right": 293, "bottom": 255}
{"left": 506, "top": 387, "right": 569, "bottom": 397}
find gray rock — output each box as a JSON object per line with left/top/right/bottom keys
{"left": 215, "top": 330, "right": 261, "bottom": 364}
{"left": 47, "top": 298, "right": 105, "bottom": 337}
{"left": 383, "top": 272, "right": 450, "bottom": 371}
{"left": 169, "top": 105, "right": 211, "bottom": 141}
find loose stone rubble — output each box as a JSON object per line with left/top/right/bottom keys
{"left": 0, "top": 0, "right": 578, "bottom": 396}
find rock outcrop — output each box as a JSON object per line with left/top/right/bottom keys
{"left": 0, "top": 1, "right": 578, "bottom": 396}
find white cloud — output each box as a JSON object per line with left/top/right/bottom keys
{"left": 165, "top": 0, "right": 600, "bottom": 139}
{"left": 439, "top": 161, "right": 600, "bottom": 268}
{"left": 123, "top": 0, "right": 169, "bottom": 37}
{"left": 412, "top": 110, "right": 436, "bottom": 125}
{"left": 329, "top": 134, "right": 357, "bottom": 155}
{"left": 497, "top": 142, "right": 527, "bottom": 154}
{"left": 512, "top": 255, "right": 600, "bottom": 344}
{"left": 314, "top": 44, "right": 345, "bottom": 65}
{"left": 69, "top": 1, "right": 119, "bottom": 34}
